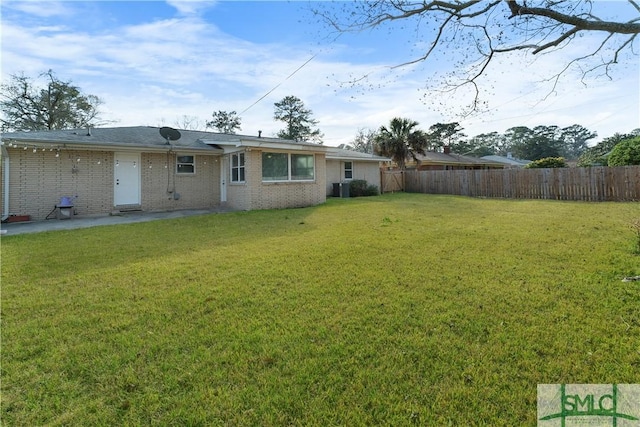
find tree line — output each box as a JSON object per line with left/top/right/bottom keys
{"left": 3, "top": 70, "right": 638, "bottom": 166}
{"left": 0, "top": 71, "right": 323, "bottom": 144}
{"left": 347, "top": 118, "right": 640, "bottom": 168}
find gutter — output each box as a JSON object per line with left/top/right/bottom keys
{"left": 1, "top": 138, "right": 223, "bottom": 154}
{"left": 204, "top": 139, "right": 330, "bottom": 153}
{"left": 1, "top": 144, "right": 9, "bottom": 221}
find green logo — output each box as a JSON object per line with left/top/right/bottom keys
{"left": 538, "top": 384, "right": 640, "bottom": 426}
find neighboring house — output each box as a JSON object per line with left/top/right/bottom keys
{"left": 0, "top": 126, "right": 389, "bottom": 221}
{"left": 407, "top": 147, "right": 505, "bottom": 170}
{"left": 480, "top": 154, "right": 531, "bottom": 168}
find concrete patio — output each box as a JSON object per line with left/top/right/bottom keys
{"left": 1, "top": 208, "right": 231, "bottom": 236}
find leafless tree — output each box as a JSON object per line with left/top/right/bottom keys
{"left": 1, "top": 70, "right": 103, "bottom": 131}
{"left": 314, "top": 1, "right": 640, "bottom": 112}
{"left": 173, "top": 115, "right": 205, "bottom": 130}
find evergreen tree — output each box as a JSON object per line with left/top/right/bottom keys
{"left": 273, "top": 96, "right": 323, "bottom": 143}
{"left": 207, "top": 110, "right": 242, "bottom": 134}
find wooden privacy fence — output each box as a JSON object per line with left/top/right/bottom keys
{"left": 381, "top": 170, "right": 404, "bottom": 193}
{"left": 381, "top": 166, "right": 640, "bottom": 202}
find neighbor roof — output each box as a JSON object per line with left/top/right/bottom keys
{"left": 414, "top": 151, "right": 504, "bottom": 167}
{"left": 480, "top": 155, "right": 531, "bottom": 167}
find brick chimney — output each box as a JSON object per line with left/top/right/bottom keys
{"left": 443, "top": 146, "right": 451, "bottom": 154}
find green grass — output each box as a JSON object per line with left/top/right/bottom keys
{"left": 2, "top": 193, "right": 639, "bottom": 426}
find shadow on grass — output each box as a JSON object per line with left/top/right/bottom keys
{"left": 2, "top": 203, "right": 324, "bottom": 283}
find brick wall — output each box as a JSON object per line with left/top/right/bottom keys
{"left": 245, "top": 149, "right": 326, "bottom": 210}
{"left": 140, "top": 152, "right": 220, "bottom": 211}
{"left": 1, "top": 148, "right": 113, "bottom": 220}
{"left": 225, "top": 153, "right": 251, "bottom": 211}
{"left": 1, "top": 148, "right": 220, "bottom": 221}
{"left": 1, "top": 146, "right": 327, "bottom": 220}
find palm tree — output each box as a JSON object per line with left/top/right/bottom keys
{"left": 375, "top": 117, "right": 428, "bottom": 170}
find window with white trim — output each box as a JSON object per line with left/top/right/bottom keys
{"left": 231, "top": 153, "right": 245, "bottom": 182}
{"left": 344, "top": 161, "right": 353, "bottom": 180}
{"left": 262, "top": 152, "right": 315, "bottom": 181}
{"left": 176, "top": 155, "right": 195, "bottom": 174}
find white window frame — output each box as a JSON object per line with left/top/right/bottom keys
{"left": 231, "top": 152, "right": 246, "bottom": 183}
{"left": 176, "top": 154, "right": 195, "bottom": 175}
{"left": 344, "top": 161, "right": 353, "bottom": 180}
{"left": 262, "top": 152, "right": 315, "bottom": 182}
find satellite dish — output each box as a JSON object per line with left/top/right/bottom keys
{"left": 159, "top": 127, "right": 181, "bottom": 143}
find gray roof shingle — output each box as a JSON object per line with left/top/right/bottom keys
{"left": 2, "top": 126, "right": 226, "bottom": 151}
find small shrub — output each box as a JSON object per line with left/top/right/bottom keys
{"left": 525, "top": 157, "right": 567, "bottom": 168}
{"left": 349, "top": 179, "right": 379, "bottom": 197}
{"left": 365, "top": 184, "right": 379, "bottom": 196}
{"left": 577, "top": 153, "right": 608, "bottom": 167}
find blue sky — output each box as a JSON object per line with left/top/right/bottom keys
{"left": 1, "top": 0, "right": 638, "bottom": 146}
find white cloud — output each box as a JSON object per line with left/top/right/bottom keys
{"left": 165, "top": 0, "right": 217, "bottom": 17}
{"left": 1, "top": 0, "right": 74, "bottom": 18}
{"left": 1, "top": 1, "right": 637, "bottom": 146}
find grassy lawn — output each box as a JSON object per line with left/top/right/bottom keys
{"left": 2, "top": 193, "right": 639, "bottom": 426}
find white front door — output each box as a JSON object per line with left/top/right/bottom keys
{"left": 114, "top": 152, "right": 141, "bottom": 206}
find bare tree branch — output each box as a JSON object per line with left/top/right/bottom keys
{"left": 313, "top": 0, "right": 639, "bottom": 113}
{"left": 506, "top": 0, "right": 640, "bottom": 33}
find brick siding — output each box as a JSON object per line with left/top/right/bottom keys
{"left": 1, "top": 148, "right": 220, "bottom": 220}
{"left": 245, "top": 149, "right": 326, "bottom": 209}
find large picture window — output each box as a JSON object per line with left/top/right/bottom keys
{"left": 291, "top": 154, "right": 314, "bottom": 180}
{"left": 262, "top": 152, "right": 315, "bottom": 181}
{"left": 176, "top": 155, "right": 195, "bottom": 174}
{"left": 262, "top": 152, "right": 289, "bottom": 181}
{"left": 231, "top": 153, "right": 245, "bottom": 182}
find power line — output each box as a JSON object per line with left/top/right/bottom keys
{"left": 239, "top": 34, "right": 342, "bottom": 116}
{"left": 239, "top": 54, "right": 319, "bottom": 116}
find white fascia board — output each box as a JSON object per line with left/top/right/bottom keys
{"left": 1, "top": 138, "right": 223, "bottom": 154}
{"left": 204, "top": 139, "right": 329, "bottom": 153}
{"left": 326, "top": 154, "right": 390, "bottom": 162}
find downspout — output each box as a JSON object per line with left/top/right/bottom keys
{"left": 1, "top": 144, "right": 9, "bottom": 221}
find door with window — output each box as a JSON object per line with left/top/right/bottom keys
{"left": 114, "top": 152, "right": 141, "bottom": 206}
